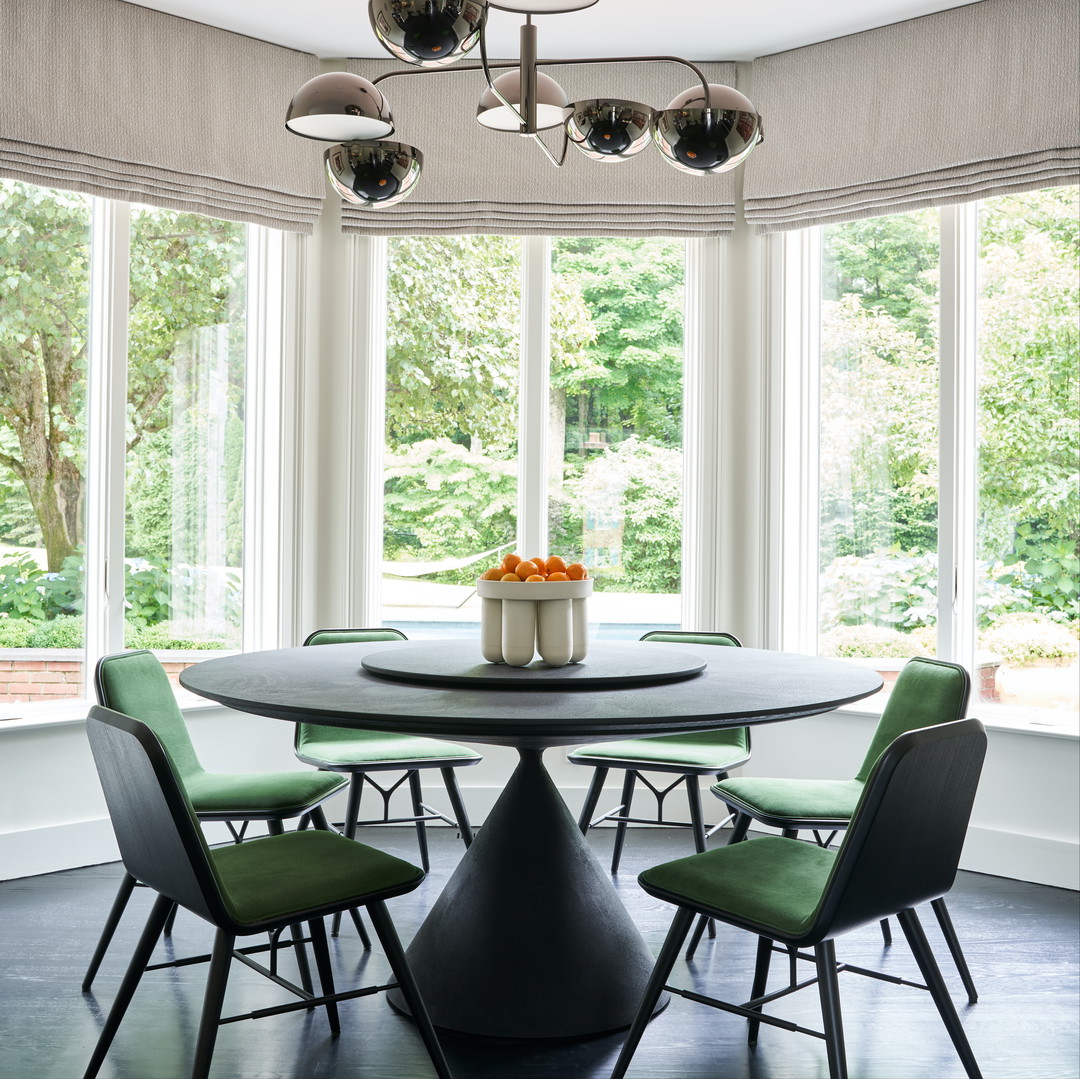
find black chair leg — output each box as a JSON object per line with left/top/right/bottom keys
{"left": 83, "top": 892, "right": 172, "bottom": 1079}
{"left": 407, "top": 770, "right": 431, "bottom": 873}
{"left": 727, "top": 811, "right": 752, "bottom": 845}
{"left": 332, "top": 775, "right": 366, "bottom": 937}
{"left": 191, "top": 929, "right": 234, "bottom": 1079}
{"left": 610, "top": 771, "right": 637, "bottom": 874}
{"left": 897, "top": 908, "right": 983, "bottom": 1079}
{"left": 367, "top": 900, "right": 453, "bottom": 1079}
{"left": 931, "top": 897, "right": 978, "bottom": 1004}
{"left": 685, "top": 778, "right": 715, "bottom": 939}
{"left": 577, "top": 766, "right": 608, "bottom": 834}
{"left": 307, "top": 917, "right": 341, "bottom": 1036}
{"left": 879, "top": 917, "right": 893, "bottom": 946}
{"left": 611, "top": 906, "right": 695, "bottom": 1079}
{"left": 747, "top": 934, "right": 774, "bottom": 1046}
{"left": 441, "top": 766, "right": 474, "bottom": 847}
{"left": 815, "top": 939, "right": 848, "bottom": 1079}
{"left": 82, "top": 871, "right": 138, "bottom": 991}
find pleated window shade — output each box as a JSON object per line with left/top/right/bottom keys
{"left": 0, "top": 0, "right": 325, "bottom": 233}
{"left": 743, "top": 0, "right": 1080, "bottom": 233}
{"left": 339, "top": 58, "right": 739, "bottom": 237}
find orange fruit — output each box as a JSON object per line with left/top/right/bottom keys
{"left": 514, "top": 560, "right": 539, "bottom": 579}
{"left": 524, "top": 574, "right": 546, "bottom": 582}
{"left": 547, "top": 571, "right": 570, "bottom": 581}
{"left": 480, "top": 567, "right": 503, "bottom": 581}
{"left": 566, "top": 562, "right": 587, "bottom": 580}
{"left": 545, "top": 555, "right": 567, "bottom": 574}
{"left": 501, "top": 553, "right": 522, "bottom": 572}
{"left": 500, "top": 572, "right": 521, "bottom": 582}
{"left": 529, "top": 556, "right": 548, "bottom": 575}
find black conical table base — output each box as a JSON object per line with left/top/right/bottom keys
{"left": 389, "top": 749, "right": 667, "bottom": 1040}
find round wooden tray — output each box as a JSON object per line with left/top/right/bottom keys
{"left": 360, "top": 639, "right": 707, "bottom": 689}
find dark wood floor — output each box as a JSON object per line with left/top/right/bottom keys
{"left": 1, "top": 825, "right": 1077, "bottom": 1079}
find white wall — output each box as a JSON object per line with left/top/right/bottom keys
{"left": 2, "top": 703, "right": 1076, "bottom": 890}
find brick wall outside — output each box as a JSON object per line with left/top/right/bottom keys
{"left": 0, "top": 651, "right": 196, "bottom": 703}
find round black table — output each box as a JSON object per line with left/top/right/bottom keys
{"left": 180, "top": 639, "right": 882, "bottom": 1041}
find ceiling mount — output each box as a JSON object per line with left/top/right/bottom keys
{"left": 285, "top": 0, "right": 763, "bottom": 208}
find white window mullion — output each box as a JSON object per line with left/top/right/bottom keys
{"left": 764, "top": 228, "right": 821, "bottom": 654}
{"left": 682, "top": 236, "right": 724, "bottom": 631}
{"left": 518, "top": 235, "right": 550, "bottom": 556}
{"left": 85, "top": 197, "right": 129, "bottom": 668}
{"left": 938, "top": 202, "right": 979, "bottom": 669}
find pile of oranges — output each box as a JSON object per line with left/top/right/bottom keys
{"left": 480, "top": 552, "right": 588, "bottom": 583}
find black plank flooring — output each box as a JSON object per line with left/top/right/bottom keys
{"left": 1, "top": 826, "right": 1077, "bottom": 1079}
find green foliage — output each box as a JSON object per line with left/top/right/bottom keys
{"left": 980, "top": 613, "right": 1079, "bottom": 667}
{"left": 0, "top": 554, "right": 49, "bottom": 621}
{"left": 819, "top": 624, "right": 936, "bottom": 659}
{"left": 125, "top": 622, "right": 230, "bottom": 650}
{"left": 822, "top": 210, "right": 939, "bottom": 340}
{"left": 25, "top": 615, "right": 83, "bottom": 648}
{"left": 998, "top": 522, "right": 1080, "bottom": 621}
{"left": 383, "top": 439, "right": 517, "bottom": 583}
{"left": 553, "top": 238, "right": 685, "bottom": 447}
{"left": 0, "top": 617, "right": 35, "bottom": 647}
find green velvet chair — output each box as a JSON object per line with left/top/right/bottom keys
{"left": 83, "top": 705, "right": 452, "bottom": 1079}
{"left": 294, "top": 628, "right": 481, "bottom": 932}
{"left": 83, "top": 649, "right": 349, "bottom": 990}
{"left": 569, "top": 631, "right": 750, "bottom": 873}
{"left": 611, "top": 717, "right": 987, "bottom": 1079}
{"left": 698, "top": 655, "right": 979, "bottom": 1003}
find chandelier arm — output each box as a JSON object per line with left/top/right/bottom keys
{"left": 530, "top": 128, "right": 569, "bottom": 167}
{"left": 370, "top": 55, "right": 712, "bottom": 111}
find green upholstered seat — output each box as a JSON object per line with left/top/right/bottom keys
{"left": 568, "top": 630, "right": 750, "bottom": 873}
{"left": 83, "top": 705, "right": 451, "bottom": 1079}
{"left": 611, "top": 719, "right": 988, "bottom": 1079}
{"left": 706, "top": 655, "right": 980, "bottom": 1003}
{"left": 294, "top": 628, "right": 481, "bottom": 884}
{"left": 83, "top": 649, "right": 348, "bottom": 990}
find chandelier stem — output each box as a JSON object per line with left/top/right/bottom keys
{"left": 520, "top": 19, "right": 538, "bottom": 134}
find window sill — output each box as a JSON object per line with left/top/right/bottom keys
{"left": 0, "top": 690, "right": 224, "bottom": 732}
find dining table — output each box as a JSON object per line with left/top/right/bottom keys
{"left": 180, "top": 637, "right": 882, "bottom": 1042}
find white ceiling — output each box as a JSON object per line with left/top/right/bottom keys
{"left": 130, "top": 0, "right": 980, "bottom": 61}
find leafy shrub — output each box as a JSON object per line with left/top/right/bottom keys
{"left": 0, "top": 617, "right": 35, "bottom": 647}
{"left": 0, "top": 553, "right": 48, "bottom": 621}
{"left": 126, "top": 623, "right": 230, "bottom": 650}
{"left": 819, "top": 624, "right": 936, "bottom": 658}
{"left": 25, "top": 615, "right": 84, "bottom": 648}
{"left": 980, "top": 613, "right": 1078, "bottom": 666}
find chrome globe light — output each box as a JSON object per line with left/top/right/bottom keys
{"left": 369, "top": 0, "right": 488, "bottom": 68}
{"left": 285, "top": 72, "right": 394, "bottom": 142}
{"left": 325, "top": 142, "right": 424, "bottom": 208}
{"left": 653, "top": 83, "right": 763, "bottom": 174}
{"left": 477, "top": 70, "right": 570, "bottom": 131}
{"left": 566, "top": 99, "right": 655, "bottom": 161}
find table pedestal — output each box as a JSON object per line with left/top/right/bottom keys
{"left": 388, "top": 749, "right": 667, "bottom": 1040}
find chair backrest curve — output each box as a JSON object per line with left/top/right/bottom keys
{"left": 807, "top": 717, "right": 986, "bottom": 944}
{"left": 86, "top": 705, "right": 229, "bottom": 928}
{"left": 95, "top": 650, "right": 204, "bottom": 782}
{"left": 854, "top": 656, "right": 970, "bottom": 785}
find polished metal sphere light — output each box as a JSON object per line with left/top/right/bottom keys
{"left": 325, "top": 141, "right": 424, "bottom": 208}
{"left": 477, "top": 70, "right": 570, "bottom": 131}
{"left": 285, "top": 72, "right": 394, "bottom": 141}
{"left": 368, "top": 0, "right": 488, "bottom": 68}
{"left": 566, "top": 99, "right": 655, "bottom": 161}
{"left": 653, "top": 82, "right": 763, "bottom": 175}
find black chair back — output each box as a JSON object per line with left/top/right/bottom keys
{"left": 814, "top": 717, "right": 987, "bottom": 942}
{"left": 86, "top": 705, "right": 227, "bottom": 928}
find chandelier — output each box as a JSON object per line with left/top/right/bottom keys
{"left": 285, "top": 0, "right": 764, "bottom": 209}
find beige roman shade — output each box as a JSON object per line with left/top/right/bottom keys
{"left": 338, "top": 58, "right": 740, "bottom": 237}
{"left": 0, "top": 0, "right": 325, "bottom": 232}
{"left": 743, "top": 0, "right": 1080, "bottom": 233}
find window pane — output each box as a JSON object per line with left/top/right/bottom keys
{"left": 975, "top": 186, "right": 1079, "bottom": 722}
{"left": 0, "top": 180, "right": 90, "bottom": 708}
{"left": 124, "top": 207, "right": 246, "bottom": 655}
{"left": 817, "top": 211, "right": 941, "bottom": 683}
{"left": 382, "top": 236, "right": 521, "bottom": 637}
{"left": 550, "top": 238, "right": 684, "bottom": 638}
